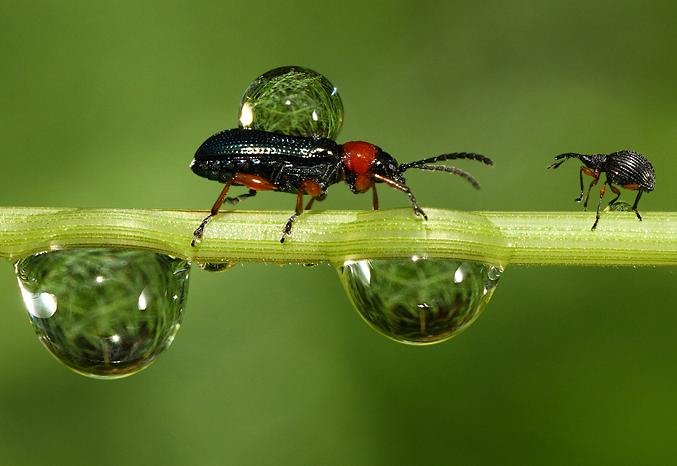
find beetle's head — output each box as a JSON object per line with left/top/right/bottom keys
{"left": 341, "top": 141, "right": 404, "bottom": 193}
{"left": 341, "top": 141, "right": 492, "bottom": 195}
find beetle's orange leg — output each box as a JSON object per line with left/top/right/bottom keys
{"left": 373, "top": 173, "right": 427, "bottom": 219}
{"left": 192, "top": 177, "right": 235, "bottom": 246}
{"left": 281, "top": 180, "right": 328, "bottom": 243}
{"left": 192, "top": 173, "right": 277, "bottom": 246}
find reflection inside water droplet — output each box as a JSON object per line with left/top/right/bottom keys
{"left": 15, "top": 248, "right": 190, "bottom": 379}
{"left": 338, "top": 257, "right": 502, "bottom": 345}
{"left": 239, "top": 65, "right": 344, "bottom": 139}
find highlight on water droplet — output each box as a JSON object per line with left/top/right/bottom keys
{"left": 338, "top": 257, "right": 502, "bottom": 345}
{"left": 15, "top": 248, "right": 190, "bottom": 379}
{"left": 239, "top": 65, "right": 344, "bottom": 139}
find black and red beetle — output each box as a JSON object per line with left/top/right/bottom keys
{"left": 190, "top": 128, "right": 493, "bottom": 245}
{"left": 547, "top": 150, "right": 655, "bottom": 230}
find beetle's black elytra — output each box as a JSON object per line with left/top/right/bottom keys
{"left": 190, "top": 128, "right": 493, "bottom": 245}
{"left": 547, "top": 150, "right": 655, "bottom": 230}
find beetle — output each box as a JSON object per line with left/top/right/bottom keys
{"left": 190, "top": 128, "right": 493, "bottom": 245}
{"left": 547, "top": 150, "right": 655, "bottom": 230}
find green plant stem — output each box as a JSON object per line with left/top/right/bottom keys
{"left": 0, "top": 207, "right": 675, "bottom": 266}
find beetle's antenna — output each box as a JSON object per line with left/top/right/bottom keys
{"left": 398, "top": 153, "right": 492, "bottom": 190}
{"left": 399, "top": 153, "right": 494, "bottom": 171}
{"left": 403, "top": 164, "right": 482, "bottom": 189}
{"left": 547, "top": 153, "right": 586, "bottom": 170}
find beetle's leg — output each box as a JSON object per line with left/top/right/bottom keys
{"left": 281, "top": 190, "right": 305, "bottom": 243}
{"left": 373, "top": 174, "right": 427, "bottom": 220}
{"left": 592, "top": 182, "right": 607, "bottom": 230}
{"left": 192, "top": 177, "right": 235, "bottom": 246}
{"left": 372, "top": 184, "right": 379, "bottom": 210}
{"left": 281, "top": 181, "right": 327, "bottom": 242}
{"left": 304, "top": 191, "right": 327, "bottom": 211}
{"left": 631, "top": 189, "right": 644, "bottom": 221}
{"left": 225, "top": 189, "right": 257, "bottom": 206}
{"left": 193, "top": 173, "right": 277, "bottom": 246}
{"left": 607, "top": 184, "right": 621, "bottom": 206}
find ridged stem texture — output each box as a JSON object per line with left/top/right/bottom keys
{"left": 0, "top": 207, "right": 675, "bottom": 266}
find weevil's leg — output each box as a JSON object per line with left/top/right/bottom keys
{"left": 192, "top": 177, "right": 235, "bottom": 246}
{"left": 281, "top": 190, "right": 305, "bottom": 243}
{"left": 579, "top": 168, "right": 598, "bottom": 205}
{"left": 582, "top": 173, "right": 600, "bottom": 210}
{"left": 576, "top": 166, "right": 585, "bottom": 201}
{"left": 225, "top": 189, "right": 257, "bottom": 205}
{"left": 373, "top": 173, "right": 427, "bottom": 220}
{"left": 607, "top": 184, "right": 621, "bottom": 206}
{"left": 372, "top": 184, "right": 379, "bottom": 210}
{"left": 592, "top": 182, "right": 607, "bottom": 230}
{"left": 631, "top": 189, "right": 644, "bottom": 221}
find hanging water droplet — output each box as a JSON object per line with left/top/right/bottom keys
{"left": 197, "top": 260, "right": 237, "bottom": 272}
{"left": 239, "top": 66, "right": 344, "bottom": 139}
{"left": 338, "top": 258, "right": 502, "bottom": 345}
{"left": 15, "top": 248, "right": 190, "bottom": 379}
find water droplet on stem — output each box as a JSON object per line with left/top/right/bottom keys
{"left": 338, "top": 257, "right": 502, "bottom": 345}
{"left": 15, "top": 248, "right": 190, "bottom": 379}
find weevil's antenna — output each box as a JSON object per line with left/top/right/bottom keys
{"left": 398, "top": 152, "right": 493, "bottom": 190}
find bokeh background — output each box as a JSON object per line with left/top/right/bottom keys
{"left": 1, "top": 1, "right": 676, "bottom": 465}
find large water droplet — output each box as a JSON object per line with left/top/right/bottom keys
{"left": 239, "top": 66, "right": 344, "bottom": 139}
{"left": 338, "top": 258, "right": 502, "bottom": 345}
{"left": 15, "top": 248, "right": 190, "bottom": 379}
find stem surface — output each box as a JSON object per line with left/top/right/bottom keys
{"left": 0, "top": 207, "right": 675, "bottom": 266}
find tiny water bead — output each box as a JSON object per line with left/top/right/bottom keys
{"left": 339, "top": 258, "right": 502, "bottom": 345}
{"left": 239, "top": 66, "right": 344, "bottom": 140}
{"left": 197, "top": 260, "right": 237, "bottom": 272}
{"left": 15, "top": 248, "right": 190, "bottom": 379}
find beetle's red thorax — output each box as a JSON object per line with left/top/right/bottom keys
{"left": 342, "top": 141, "right": 378, "bottom": 175}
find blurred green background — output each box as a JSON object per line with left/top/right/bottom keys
{"left": 1, "top": 1, "right": 676, "bottom": 465}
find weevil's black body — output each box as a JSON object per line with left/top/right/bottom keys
{"left": 190, "top": 128, "right": 493, "bottom": 245}
{"left": 547, "top": 150, "right": 655, "bottom": 230}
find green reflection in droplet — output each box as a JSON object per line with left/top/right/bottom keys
{"left": 15, "top": 248, "right": 190, "bottom": 379}
{"left": 239, "top": 65, "right": 344, "bottom": 139}
{"left": 338, "top": 258, "right": 502, "bottom": 345}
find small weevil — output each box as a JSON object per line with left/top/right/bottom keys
{"left": 190, "top": 128, "right": 493, "bottom": 245}
{"left": 547, "top": 150, "right": 655, "bottom": 230}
